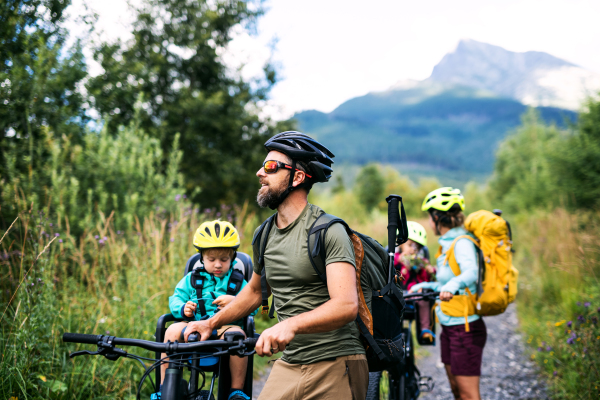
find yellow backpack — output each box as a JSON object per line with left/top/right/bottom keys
{"left": 437, "top": 210, "right": 519, "bottom": 331}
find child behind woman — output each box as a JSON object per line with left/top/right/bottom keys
{"left": 394, "top": 221, "right": 436, "bottom": 343}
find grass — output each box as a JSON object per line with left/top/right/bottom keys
{"left": 512, "top": 209, "right": 600, "bottom": 399}
{"left": 0, "top": 198, "right": 276, "bottom": 399}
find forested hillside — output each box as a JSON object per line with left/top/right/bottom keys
{"left": 295, "top": 81, "right": 576, "bottom": 176}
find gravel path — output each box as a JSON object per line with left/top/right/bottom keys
{"left": 252, "top": 304, "right": 547, "bottom": 399}
{"left": 417, "top": 304, "right": 548, "bottom": 400}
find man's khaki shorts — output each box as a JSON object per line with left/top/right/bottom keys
{"left": 257, "top": 354, "right": 368, "bottom": 400}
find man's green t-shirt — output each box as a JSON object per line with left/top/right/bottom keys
{"left": 253, "top": 203, "right": 365, "bottom": 364}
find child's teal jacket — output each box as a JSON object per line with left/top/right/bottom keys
{"left": 169, "top": 260, "right": 258, "bottom": 324}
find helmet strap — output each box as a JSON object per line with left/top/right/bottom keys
{"left": 268, "top": 159, "right": 298, "bottom": 210}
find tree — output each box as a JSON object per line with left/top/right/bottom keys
{"left": 87, "top": 0, "right": 292, "bottom": 208}
{"left": 553, "top": 95, "right": 600, "bottom": 209}
{"left": 356, "top": 164, "right": 385, "bottom": 212}
{"left": 0, "top": 0, "right": 88, "bottom": 186}
{"left": 489, "top": 109, "right": 562, "bottom": 213}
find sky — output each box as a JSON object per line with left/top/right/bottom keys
{"left": 67, "top": 0, "right": 600, "bottom": 119}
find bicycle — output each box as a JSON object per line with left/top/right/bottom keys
{"left": 366, "top": 290, "right": 439, "bottom": 400}
{"left": 63, "top": 330, "right": 258, "bottom": 400}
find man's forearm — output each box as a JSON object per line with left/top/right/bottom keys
{"left": 208, "top": 284, "right": 262, "bottom": 330}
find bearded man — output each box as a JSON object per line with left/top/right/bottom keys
{"left": 185, "top": 132, "right": 368, "bottom": 400}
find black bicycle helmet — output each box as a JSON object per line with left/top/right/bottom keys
{"left": 263, "top": 131, "right": 335, "bottom": 209}
{"left": 264, "top": 131, "right": 334, "bottom": 182}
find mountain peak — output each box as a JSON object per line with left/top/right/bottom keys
{"left": 428, "top": 39, "right": 598, "bottom": 110}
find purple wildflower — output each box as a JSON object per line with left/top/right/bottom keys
{"left": 553, "top": 371, "right": 558, "bottom": 377}
{"left": 567, "top": 337, "right": 575, "bottom": 344}
{"left": 204, "top": 208, "right": 211, "bottom": 214}
{"left": 583, "top": 347, "right": 588, "bottom": 353}
{"left": 183, "top": 195, "right": 187, "bottom": 199}
{"left": 592, "top": 316, "right": 598, "bottom": 324}
{"left": 578, "top": 315, "right": 585, "bottom": 323}
{"left": 567, "top": 321, "right": 572, "bottom": 328}
{"left": 170, "top": 238, "right": 174, "bottom": 242}
{"left": 103, "top": 236, "right": 107, "bottom": 241}
{"left": 117, "top": 230, "right": 121, "bottom": 234}
{"left": 95, "top": 235, "right": 99, "bottom": 239}
{"left": 577, "top": 302, "right": 582, "bottom": 306}
{"left": 537, "top": 347, "right": 543, "bottom": 352}
{"left": 216, "top": 212, "right": 221, "bottom": 217}
{"left": 99, "top": 239, "right": 104, "bottom": 245}
{"left": 175, "top": 194, "right": 181, "bottom": 201}
{"left": 59, "top": 239, "right": 63, "bottom": 243}
{"left": 49, "top": 223, "right": 53, "bottom": 226}
{"left": 584, "top": 302, "right": 590, "bottom": 308}
{"left": 546, "top": 346, "right": 552, "bottom": 351}
{"left": 55, "top": 233, "right": 59, "bottom": 237}
{"left": 106, "top": 331, "right": 110, "bottom": 334}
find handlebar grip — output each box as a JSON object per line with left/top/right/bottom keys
{"left": 63, "top": 332, "right": 101, "bottom": 344}
{"left": 386, "top": 195, "right": 401, "bottom": 250}
{"left": 244, "top": 337, "right": 258, "bottom": 348}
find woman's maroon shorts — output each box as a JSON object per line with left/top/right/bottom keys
{"left": 440, "top": 318, "right": 487, "bottom": 376}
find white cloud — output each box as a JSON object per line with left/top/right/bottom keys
{"left": 65, "top": 0, "right": 600, "bottom": 119}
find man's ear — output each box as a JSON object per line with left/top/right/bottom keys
{"left": 292, "top": 170, "right": 307, "bottom": 187}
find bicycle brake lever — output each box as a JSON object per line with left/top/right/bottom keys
{"left": 70, "top": 350, "right": 100, "bottom": 358}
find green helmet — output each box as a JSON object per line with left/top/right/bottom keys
{"left": 406, "top": 221, "right": 427, "bottom": 247}
{"left": 421, "top": 187, "right": 465, "bottom": 212}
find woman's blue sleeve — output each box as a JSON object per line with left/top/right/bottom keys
{"left": 410, "top": 281, "right": 442, "bottom": 292}
{"left": 440, "top": 238, "right": 478, "bottom": 294}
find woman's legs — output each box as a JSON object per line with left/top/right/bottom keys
{"left": 440, "top": 320, "right": 486, "bottom": 400}
{"left": 443, "top": 365, "right": 460, "bottom": 399}
{"left": 160, "top": 321, "right": 188, "bottom": 384}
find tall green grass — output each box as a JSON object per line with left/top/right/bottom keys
{"left": 0, "top": 196, "right": 274, "bottom": 399}
{"left": 513, "top": 209, "right": 600, "bottom": 398}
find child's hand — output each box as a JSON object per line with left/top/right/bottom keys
{"left": 184, "top": 301, "right": 197, "bottom": 317}
{"left": 212, "top": 295, "right": 235, "bottom": 309}
{"left": 425, "top": 265, "right": 436, "bottom": 275}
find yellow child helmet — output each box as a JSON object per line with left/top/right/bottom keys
{"left": 193, "top": 220, "right": 240, "bottom": 253}
{"left": 406, "top": 221, "right": 427, "bottom": 247}
{"left": 421, "top": 187, "right": 465, "bottom": 212}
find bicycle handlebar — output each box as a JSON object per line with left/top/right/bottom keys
{"left": 403, "top": 291, "right": 440, "bottom": 301}
{"left": 62, "top": 332, "right": 258, "bottom": 354}
{"left": 63, "top": 332, "right": 100, "bottom": 345}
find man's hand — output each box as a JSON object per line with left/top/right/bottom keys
{"left": 440, "top": 291, "right": 454, "bottom": 301}
{"left": 184, "top": 301, "right": 197, "bottom": 317}
{"left": 212, "top": 295, "right": 235, "bottom": 309}
{"left": 256, "top": 319, "right": 296, "bottom": 357}
{"left": 184, "top": 320, "right": 214, "bottom": 342}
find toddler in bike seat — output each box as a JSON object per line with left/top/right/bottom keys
{"left": 394, "top": 221, "right": 436, "bottom": 343}
{"left": 159, "top": 220, "right": 256, "bottom": 400}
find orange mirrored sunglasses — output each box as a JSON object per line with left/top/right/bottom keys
{"left": 262, "top": 160, "right": 312, "bottom": 178}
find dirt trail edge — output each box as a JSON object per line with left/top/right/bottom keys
{"left": 252, "top": 304, "right": 548, "bottom": 400}
{"left": 418, "top": 303, "right": 548, "bottom": 400}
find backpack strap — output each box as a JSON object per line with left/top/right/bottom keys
{"left": 443, "top": 235, "right": 479, "bottom": 276}
{"left": 190, "top": 267, "right": 207, "bottom": 317}
{"left": 226, "top": 268, "right": 245, "bottom": 296}
{"left": 252, "top": 214, "right": 276, "bottom": 316}
{"left": 307, "top": 213, "right": 352, "bottom": 284}
{"left": 308, "top": 215, "right": 376, "bottom": 340}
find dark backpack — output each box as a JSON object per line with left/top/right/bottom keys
{"left": 252, "top": 213, "right": 407, "bottom": 373}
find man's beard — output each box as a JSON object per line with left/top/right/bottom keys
{"left": 257, "top": 179, "right": 288, "bottom": 209}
